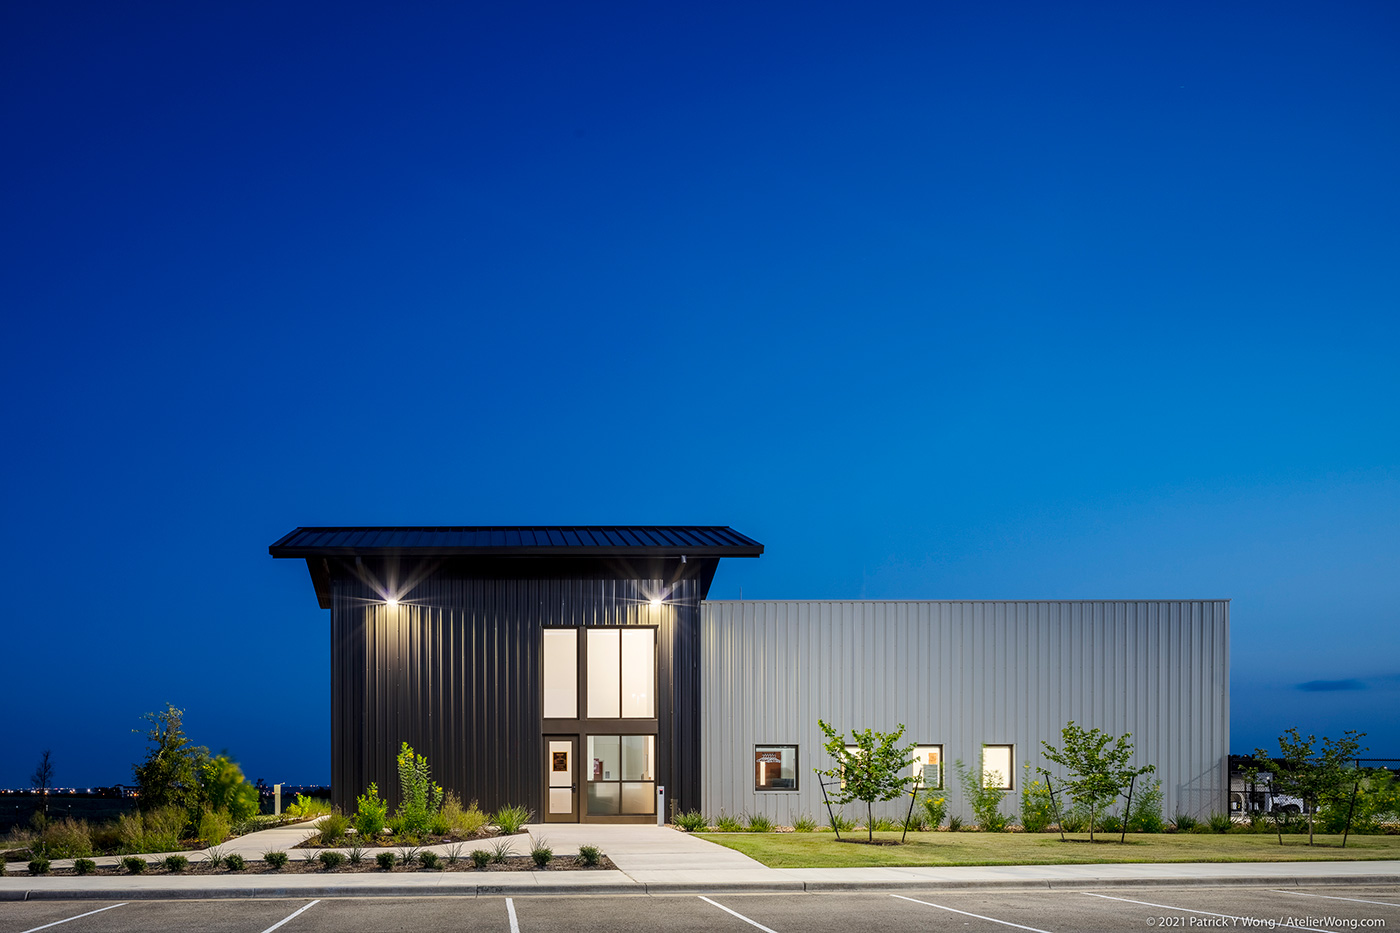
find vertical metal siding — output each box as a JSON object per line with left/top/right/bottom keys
{"left": 700, "top": 600, "right": 1229, "bottom": 823}
{"left": 329, "top": 568, "right": 703, "bottom": 815}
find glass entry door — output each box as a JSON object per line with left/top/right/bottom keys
{"left": 544, "top": 737, "right": 578, "bottom": 822}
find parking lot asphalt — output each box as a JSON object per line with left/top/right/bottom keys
{"left": 1, "top": 884, "right": 1396, "bottom": 933}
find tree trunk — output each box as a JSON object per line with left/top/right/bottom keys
{"left": 867, "top": 802, "right": 873, "bottom": 842}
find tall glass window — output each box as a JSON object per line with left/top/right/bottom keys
{"left": 587, "top": 734, "right": 655, "bottom": 815}
{"left": 586, "top": 626, "right": 655, "bottom": 719}
{"left": 542, "top": 629, "right": 577, "bottom": 719}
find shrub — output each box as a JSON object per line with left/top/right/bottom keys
{"left": 1099, "top": 813, "right": 1124, "bottom": 834}
{"left": 394, "top": 743, "right": 444, "bottom": 836}
{"left": 376, "top": 851, "right": 396, "bottom": 870}
{"left": 1173, "top": 813, "right": 1198, "bottom": 832}
{"left": 198, "top": 809, "right": 231, "bottom": 847}
{"left": 264, "top": 851, "right": 289, "bottom": 870}
{"left": 286, "top": 793, "right": 332, "bottom": 819}
{"left": 673, "top": 810, "right": 708, "bottom": 832}
{"left": 746, "top": 813, "right": 774, "bottom": 832}
{"left": 201, "top": 756, "right": 260, "bottom": 823}
{"left": 224, "top": 853, "right": 246, "bottom": 871}
{"left": 318, "top": 810, "right": 351, "bottom": 845}
{"left": 471, "top": 848, "right": 491, "bottom": 868}
{"left": 354, "top": 783, "right": 388, "bottom": 837}
{"left": 870, "top": 816, "right": 902, "bottom": 832}
{"left": 956, "top": 757, "right": 1012, "bottom": 832}
{"left": 791, "top": 815, "right": 817, "bottom": 833}
{"left": 489, "top": 839, "right": 513, "bottom": 863}
{"left": 74, "top": 857, "right": 98, "bottom": 875}
{"left": 39, "top": 817, "right": 93, "bottom": 859}
{"left": 1126, "top": 779, "right": 1165, "bottom": 833}
{"left": 347, "top": 844, "right": 366, "bottom": 865}
{"left": 442, "top": 793, "right": 489, "bottom": 836}
{"left": 419, "top": 851, "right": 441, "bottom": 870}
{"left": 947, "top": 815, "right": 964, "bottom": 832}
{"left": 28, "top": 857, "right": 51, "bottom": 875}
{"left": 1059, "top": 808, "right": 1087, "bottom": 832}
{"left": 530, "top": 841, "right": 553, "bottom": 868}
{"left": 1207, "top": 813, "right": 1233, "bottom": 834}
{"left": 577, "top": 844, "right": 602, "bottom": 867}
{"left": 920, "top": 793, "right": 948, "bottom": 830}
{"left": 164, "top": 855, "right": 189, "bottom": 872}
{"left": 143, "top": 806, "right": 187, "bottom": 853}
{"left": 430, "top": 809, "right": 451, "bottom": 836}
{"left": 122, "top": 856, "right": 148, "bottom": 874}
{"left": 715, "top": 814, "right": 744, "bottom": 832}
{"left": 1020, "top": 771, "right": 1054, "bottom": 833}
{"left": 493, "top": 804, "right": 533, "bottom": 835}
{"left": 318, "top": 850, "right": 346, "bottom": 870}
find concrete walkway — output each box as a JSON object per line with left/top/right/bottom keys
{"left": 5, "top": 821, "right": 1399, "bottom": 898}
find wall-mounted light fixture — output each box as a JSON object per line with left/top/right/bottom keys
{"left": 386, "top": 597, "right": 399, "bottom": 607}
{"left": 649, "top": 596, "right": 663, "bottom": 607}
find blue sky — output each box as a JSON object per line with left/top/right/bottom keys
{"left": 2, "top": 0, "right": 1396, "bottom": 787}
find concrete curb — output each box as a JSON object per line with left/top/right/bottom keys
{"left": 4, "top": 873, "right": 1398, "bottom": 900}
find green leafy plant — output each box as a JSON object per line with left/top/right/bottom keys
{"left": 445, "top": 843, "right": 464, "bottom": 864}
{"left": 1020, "top": 768, "right": 1054, "bottom": 833}
{"left": 318, "top": 850, "right": 346, "bottom": 870}
{"left": 398, "top": 844, "right": 420, "bottom": 866}
{"left": 122, "top": 856, "right": 148, "bottom": 874}
{"left": 354, "top": 782, "right": 388, "bottom": 837}
{"left": 816, "top": 719, "right": 918, "bottom": 843}
{"left": 1099, "top": 813, "right": 1124, "bottom": 834}
{"left": 576, "top": 844, "right": 602, "bottom": 867}
{"left": 224, "top": 853, "right": 246, "bottom": 871}
{"left": 28, "top": 857, "right": 51, "bottom": 875}
{"left": 715, "top": 814, "right": 744, "bottom": 832}
{"left": 74, "top": 857, "right": 98, "bottom": 875}
{"left": 376, "top": 851, "right": 397, "bottom": 870}
{"left": 674, "top": 810, "right": 708, "bottom": 832}
{"left": 470, "top": 848, "right": 491, "bottom": 868}
{"left": 1172, "top": 813, "right": 1198, "bottom": 832}
{"left": 827, "top": 811, "right": 856, "bottom": 832}
{"left": 492, "top": 804, "right": 533, "bottom": 835}
{"left": 947, "top": 814, "right": 964, "bottom": 832}
{"left": 1319, "top": 769, "right": 1399, "bottom": 834}
{"left": 530, "top": 839, "right": 553, "bottom": 867}
{"left": 264, "top": 850, "right": 289, "bottom": 870}
{"left": 394, "top": 742, "right": 444, "bottom": 835}
{"left": 1248, "top": 728, "right": 1368, "bottom": 845}
{"left": 38, "top": 817, "right": 94, "bottom": 859}
{"left": 956, "top": 757, "right": 1012, "bottom": 832}
{"left": 347, "top": 844, "right": 366, "bottom": 865}
{"left": 868, "top": 816, "right": 900, "bottom": 832}
{"left": 430, "top": 809, "right": 451, "bottom": 835}
{"left": 203, "top": 847, "right": 225, "bottom": 869}
{"left": 919, "top": 792, "right": 948, "bottom": 830}
{"left": 164, "top": 854, "right": 189, "bottom": 872}
{"left": 442, "top": 794, "right": 489, "bottom": 836}
{"left": 746, "top": 813, "right": 774, "bottom": 832}
{"left": 132, "top": 704, "right": 209, "bottom": 816}
{"left": 489, "top": 839, "right": 513, "bottom": 863}
{"left": 198, "top": 809, "right": 231, "bottom": 846}
{"left": 200, "top": 756, "right": 260, "bottom": 822}
{"left": 791, "top": 814, "right": 817, "bottom": 832}
{"left": 1127, "top": 779, "right": 1165, "bottom": 833}
{"left": 1039, "top": 722, "right": 1155, "bottom": 841}
{"left": 286, "top": 794, "right": 332, "bottom": 819}
{"left": 317, "top": 810, "right": 351, "bottom": 845}
{"left": 419, "top": 851, "right": 441, "bottom": 869}
{"left": 1207, "top": 812, "right": 1233, "bottom": 833}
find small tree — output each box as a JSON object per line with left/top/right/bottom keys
{"left": 132, "top": 704, "right": 209, "bottom": 815}
{"left": 1039, "top": 722, "right": 1154, "bottom": 842}
{"left": 1250, "top": 728, "right": 1366, "bottom": 845}
{"left": 31, "top": 750, "right": 55, "bottom": 821}
{"left": 815, "top": 720, "right": 916, "bottom": 842}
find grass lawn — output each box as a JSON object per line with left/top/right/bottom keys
{"left": 694, "top": 831, "right": 1400, "bottom": 868}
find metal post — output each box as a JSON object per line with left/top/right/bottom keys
{"left": 1120, "top": 774, "right": 1136, "bottom": 844}
{"left": 902, "top": 775, "right": 923, "bottom": 844}
{"left": 1341, "top": 771, "right": 1362, "bottom": 849}
{"left": 1045, "top": 774, "right": 1066, "bottom": 842}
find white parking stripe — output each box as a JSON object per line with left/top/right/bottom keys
{"left": 890, "top": 894, "right": 1058, "bottom": 933}
{"left": 698, "top": 896, "right": 781, "bottom": 933}
{"left": 19, "top": 903, "right": 127, "bottom": 933}
{"left": 1272, "top": 889, "right": 1400, "bottom": 908}
{"left": 506, "top": 897, "right": 521, "bottom": 933}
{"left": 259, "top": 899, "right": 321, "bottom": 933}
{"left": 1083, "top": 892, "right": 1351, "bottom": 933}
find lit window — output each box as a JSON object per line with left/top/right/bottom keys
{"left": 754, "top": 746, "right": 798, "bottom": 791}
{"left": 586, "top": 627, "right": 655, "bottom": 719}
{"left": 542, "top": 629, "right": 577, "bottom": 719}
{"left": 586, "top": 734, "right": 655, "bottom": 815}
{"left": 912, "top": 745, "right": 943, "bottom": 789}
{"left": 982, "top": 745, "right": 1013, "bottom": 790}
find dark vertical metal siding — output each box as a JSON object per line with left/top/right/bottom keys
{"left": 329, "top": 566, "right": 703, "bottom": 815}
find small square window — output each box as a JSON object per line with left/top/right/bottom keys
{"left": 912, "top": 745, "right": 943, "bottom": 789}
{"left": 755, "top": 746, "right": 798, "bottom": 791}
{"left": 982, "top": 745, "right": 1013, "bottom": 790}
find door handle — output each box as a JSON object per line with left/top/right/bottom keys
{"left": 571, "top": 784, "right": 578, "bottom": 791}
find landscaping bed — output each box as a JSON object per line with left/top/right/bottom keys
{"left": 18, "top": 853, "right": 617, "bottom": 877}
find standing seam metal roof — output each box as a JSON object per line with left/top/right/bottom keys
{"left": 268, "top": 525, "right": 763, "bottom": 557}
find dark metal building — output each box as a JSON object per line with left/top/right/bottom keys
{"left": 269, "top": 526, "right": 763, "bottom": 821}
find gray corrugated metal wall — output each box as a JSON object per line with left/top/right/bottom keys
{"left": 699, "top": 600, "right": 1229, "bottom": 823}
{"left": 330, "top": 563, "right": 705, "bottom": 815}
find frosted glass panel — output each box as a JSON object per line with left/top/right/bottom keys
{"left": 983, "top": 745, "right": 1013, "bottom": 790}
{"left": 621, "top": 782, "right": 655, "bottom": 814}
{"left": 549, "top": 788, "right": 572, "bottom": 814}
{"left": 587, "top": 782, "right": 620, "bottom": 815}
{"left": 588, "top": 735, "right": 620, "bottom": 782}
{"left": 542, "top": 630, "right": 577, "bottom": 719}
{"left": 587, "top": 629, "right": 621, "bottom": 718}
{"left": 621, "top": 735, "right": 654, "bottom": 781}
{"left": 620, "top": 628, "right": 655, "bottom": 717}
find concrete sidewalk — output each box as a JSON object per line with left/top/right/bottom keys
{"left": 4, "top": 822, "right": 1398, "bottom": 899}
